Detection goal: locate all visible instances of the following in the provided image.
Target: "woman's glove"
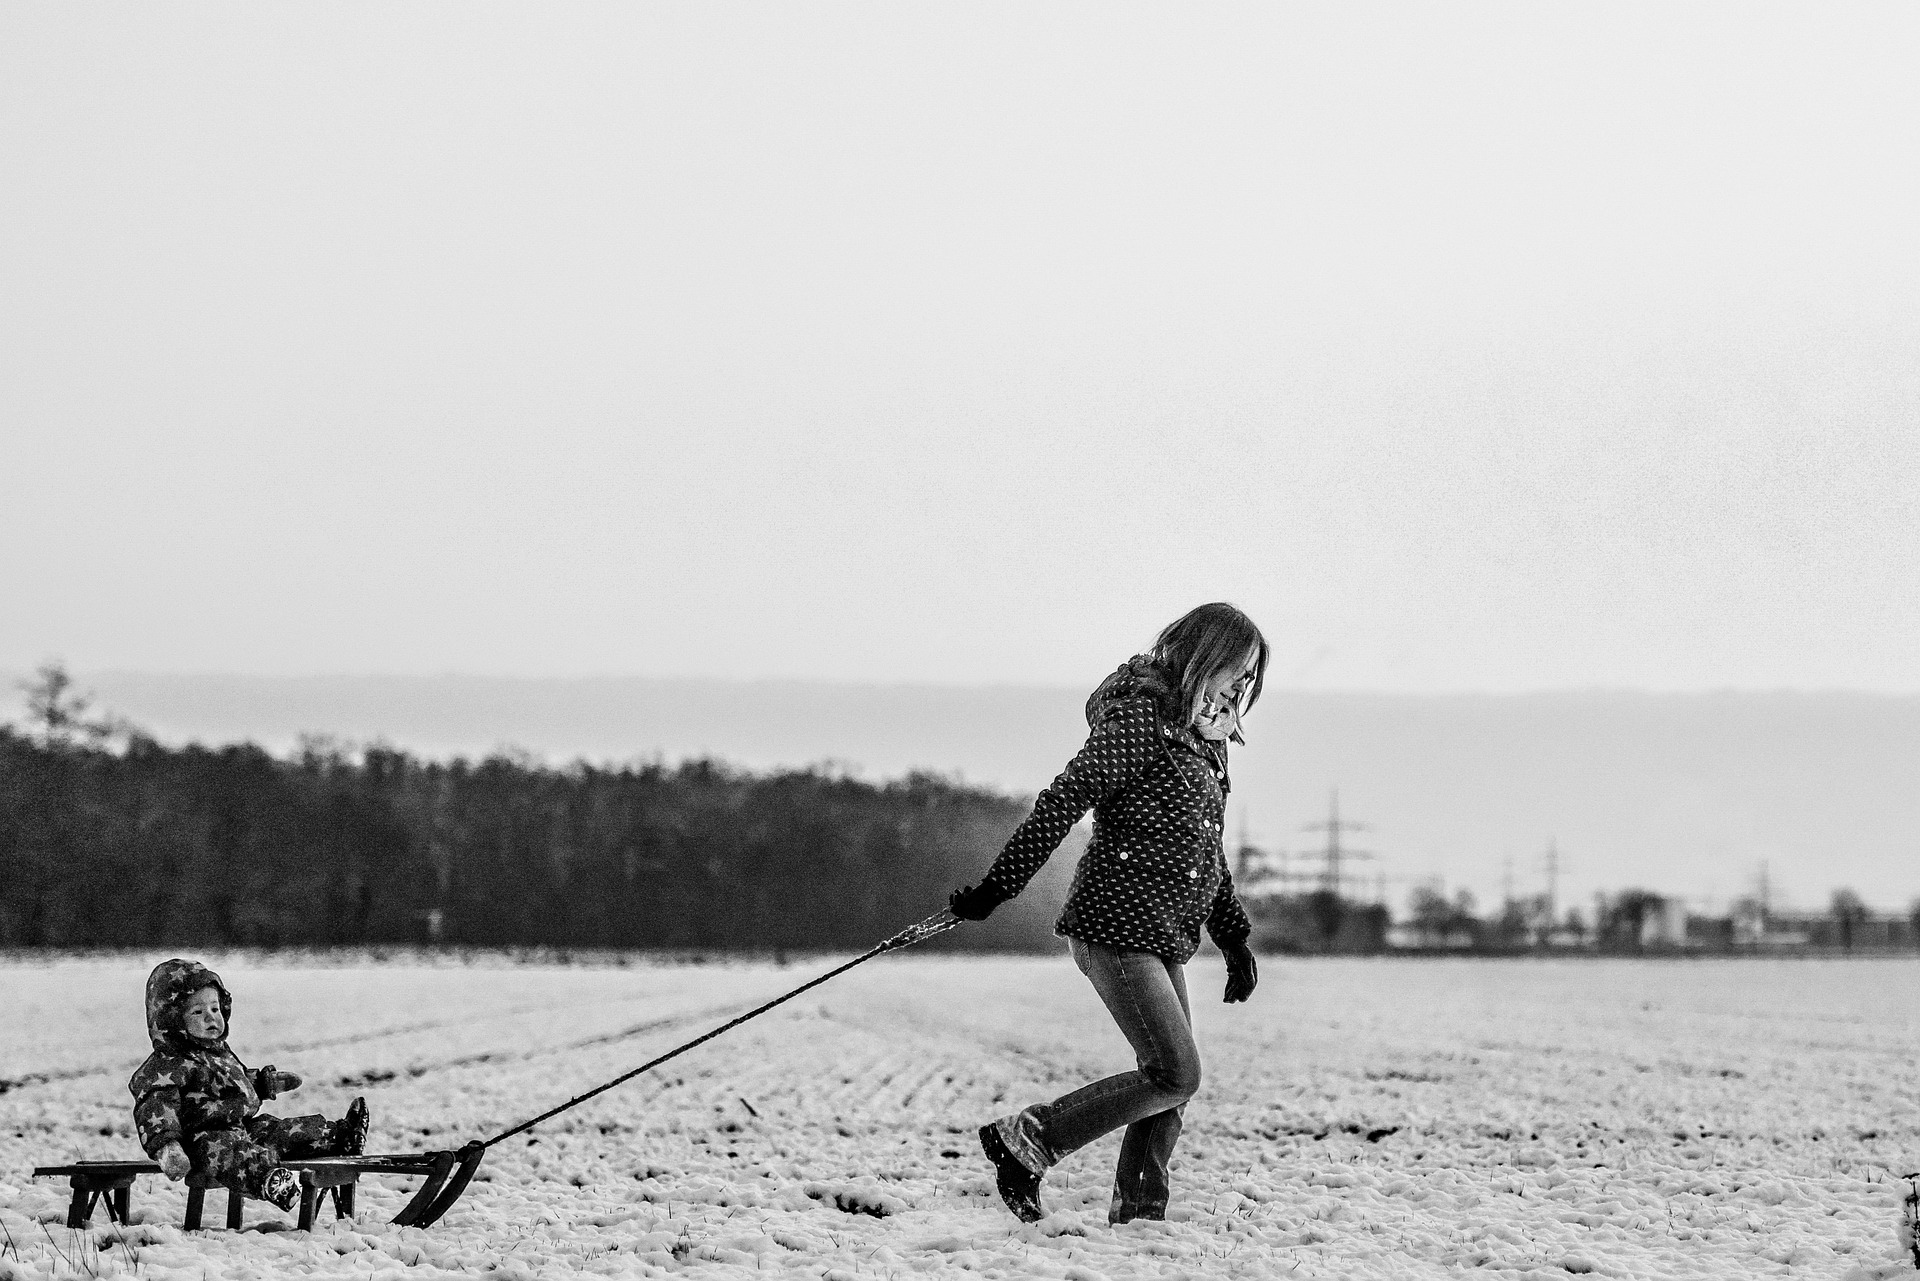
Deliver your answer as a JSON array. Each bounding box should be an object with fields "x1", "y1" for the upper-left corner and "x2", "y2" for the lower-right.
[
  {"x1": 159, "y1": 1141, "x2": 191, "y2": 1181},
  {"x1": 948, "y1": 883, "x2": 1007, "y2": 921},
  {"x1": 1221, "y1": 940, "x2": 1258, "y2": 1003}
]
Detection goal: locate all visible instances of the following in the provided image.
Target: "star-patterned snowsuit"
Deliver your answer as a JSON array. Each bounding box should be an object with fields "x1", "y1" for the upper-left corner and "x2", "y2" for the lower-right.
[{"x1": 128, "y1": 959, "x2": 339, "y2": 1199}]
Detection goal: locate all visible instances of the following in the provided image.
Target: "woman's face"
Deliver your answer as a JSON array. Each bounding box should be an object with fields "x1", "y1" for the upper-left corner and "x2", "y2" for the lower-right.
[{"x1": 1193, "y1": 648, "x2": 1259, "y2": 738}]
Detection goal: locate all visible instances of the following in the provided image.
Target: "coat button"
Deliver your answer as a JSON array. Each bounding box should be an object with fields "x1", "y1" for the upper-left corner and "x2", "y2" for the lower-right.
[
  {"x1": 1118, "y1": 851, "x2": 1129, "y2": 861},
  {"x1": 1188, "y1": 868, "x2": 1198, "y2": 879}
]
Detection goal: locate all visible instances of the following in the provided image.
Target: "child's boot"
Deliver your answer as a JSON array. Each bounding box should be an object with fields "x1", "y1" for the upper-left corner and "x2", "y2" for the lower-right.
[
  {"x1": 260, "y1": 1167, "x2": 301, "y2": 1212},
  {"x1": 333, "y1": 1097, "x2": 369, "y2": 1156}
]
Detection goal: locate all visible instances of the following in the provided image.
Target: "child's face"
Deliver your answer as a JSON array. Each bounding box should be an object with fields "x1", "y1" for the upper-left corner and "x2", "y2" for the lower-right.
[{"x1": 181, "y1": 986, "x2": 225, "y2": 1041}]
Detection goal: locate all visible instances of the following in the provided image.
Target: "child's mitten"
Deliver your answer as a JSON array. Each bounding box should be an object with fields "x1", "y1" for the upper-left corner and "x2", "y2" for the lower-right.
[
  {"x1": 159, "y1": 1142, "x2": 190, "y2": 1181},
  {"x1": 254, "y1": 1065, "x2": 303, "y2": 1098}
]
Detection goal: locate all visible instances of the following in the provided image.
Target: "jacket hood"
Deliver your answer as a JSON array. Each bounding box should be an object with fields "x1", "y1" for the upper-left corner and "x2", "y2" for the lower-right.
[
  {"x1": 144, "y1": 958, "x2": 232, "y2": 1053},
  {"x1": 1085, "y1": 654, "x2": 1179, "y2": 729}
]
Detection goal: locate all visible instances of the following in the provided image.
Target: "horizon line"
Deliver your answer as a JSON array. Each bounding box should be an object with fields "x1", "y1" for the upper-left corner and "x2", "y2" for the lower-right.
[{"x1": 7, "y1": 667, "x2": 1920, "y2": 700}]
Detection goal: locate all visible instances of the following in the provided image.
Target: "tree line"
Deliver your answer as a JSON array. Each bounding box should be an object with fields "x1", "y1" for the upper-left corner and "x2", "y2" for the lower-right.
[
  {"x1": 12, "y1": 665, "x2": 1901, "y2": 958},
  {"x1": 1, "y1": 666, "x2": 1063, "y2": 952}
]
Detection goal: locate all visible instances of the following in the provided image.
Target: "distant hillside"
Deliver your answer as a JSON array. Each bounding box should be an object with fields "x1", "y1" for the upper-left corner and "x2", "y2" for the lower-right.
[{"x1": 11, "y1": 673, "x2": 1919, "y2": 913}]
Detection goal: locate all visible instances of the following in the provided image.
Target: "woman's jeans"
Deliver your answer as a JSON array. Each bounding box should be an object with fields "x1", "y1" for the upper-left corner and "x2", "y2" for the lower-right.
[{"x1": 999, "y1": 938, "x2": 1199, "y2": 1220}]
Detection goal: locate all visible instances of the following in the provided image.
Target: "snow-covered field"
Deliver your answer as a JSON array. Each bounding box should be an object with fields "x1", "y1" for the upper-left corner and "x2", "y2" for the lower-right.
[{"x1": 2, "y1": 951, "x2": 1917, "y2": 1280}]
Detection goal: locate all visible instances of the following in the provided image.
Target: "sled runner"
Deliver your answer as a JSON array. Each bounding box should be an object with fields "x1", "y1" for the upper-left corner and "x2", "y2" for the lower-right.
[
  {"x1": 34, "y1": 1147, "x2": 484, "y2": 1230},
  {"x1": 36, "y1": 910, "x2": 957, "y2": 1232}
]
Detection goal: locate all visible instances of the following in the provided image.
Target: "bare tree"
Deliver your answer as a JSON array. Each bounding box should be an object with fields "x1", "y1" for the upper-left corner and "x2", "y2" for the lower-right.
[
  {"x1": 1830, "y1": 888, "x2": 1869, "y2": 952},
  {"x1": 1407, "y1": 882, "x2": 1478, "y2": 948},
  {"x1": 17, "y1": 660, "x2": 123, "y2": 748}
]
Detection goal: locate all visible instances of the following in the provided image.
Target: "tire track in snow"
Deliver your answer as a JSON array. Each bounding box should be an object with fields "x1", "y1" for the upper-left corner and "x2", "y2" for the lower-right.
[
  {"x1": 894, "y1": 1062, "x2": 948, "y2": 1111},
  {"x1": 0, "y1": 993, "x2": 707, "y2": 1097},
  {"x1": 821, "y1": 1052, "x2": 899, "y2": 1111},
  {"x1": 695, "y1": 1006, "x2": 1052, "y2": 1126},
  {"x1": 333, "y1": 1001, "x2": 756, "y2": 1088},
  {"x1": 0, "y1": 1064, "x2": 123, "y2": 1096},
  {"x1": 263, "y1": 999, "x2": 606, "y2": 1055}
]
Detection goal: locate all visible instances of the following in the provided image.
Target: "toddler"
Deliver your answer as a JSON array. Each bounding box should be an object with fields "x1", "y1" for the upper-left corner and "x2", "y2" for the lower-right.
[{"x1": 128, "y1": 959, "x2": 369, "y2": 1211}]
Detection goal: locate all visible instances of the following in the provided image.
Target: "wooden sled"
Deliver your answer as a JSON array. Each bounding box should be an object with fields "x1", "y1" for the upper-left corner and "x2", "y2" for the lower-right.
[
  {"x1": 35, "y1": 912, "x2": 957, "y2": 1236},
  {"x1": 34, "y1": 1143, "x2": 485, "y2": 1231}
]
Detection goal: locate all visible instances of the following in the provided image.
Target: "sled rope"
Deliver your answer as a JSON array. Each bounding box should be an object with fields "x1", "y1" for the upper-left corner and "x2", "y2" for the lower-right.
[{"x1": 480, "y1": 910, "x2": 961, "y2": 1149}]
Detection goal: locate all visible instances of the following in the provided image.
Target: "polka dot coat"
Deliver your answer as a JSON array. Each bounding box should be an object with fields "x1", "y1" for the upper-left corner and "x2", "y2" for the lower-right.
[{"x1": 977, "y1": 680, "x2": 1253, "y2": 964}]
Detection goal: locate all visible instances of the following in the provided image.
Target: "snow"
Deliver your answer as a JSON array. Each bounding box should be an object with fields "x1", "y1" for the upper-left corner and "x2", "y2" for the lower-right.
[{"x1": 2, "y1": 952, "x2": 1917, "y2": 1279}]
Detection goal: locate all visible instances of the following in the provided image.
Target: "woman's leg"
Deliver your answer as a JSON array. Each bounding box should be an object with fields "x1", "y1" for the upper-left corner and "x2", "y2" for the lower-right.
[
  {"x1": 1108, "y1": 954, "x2": 1192, "y2": 1221},
  {"x1": 996, "y1": 939, "x2": 1201, "y2": 1179}
]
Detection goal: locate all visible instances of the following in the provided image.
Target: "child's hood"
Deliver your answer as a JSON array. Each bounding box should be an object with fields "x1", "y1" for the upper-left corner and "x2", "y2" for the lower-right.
[{"x1": 144, "y1": 958, "x2": 232, "y2": 1053}]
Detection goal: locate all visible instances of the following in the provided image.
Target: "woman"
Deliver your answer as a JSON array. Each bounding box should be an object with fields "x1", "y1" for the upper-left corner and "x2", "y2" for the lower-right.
[{"x1": 948, "y1": 602, "x2": 1266, "y2": 1225}]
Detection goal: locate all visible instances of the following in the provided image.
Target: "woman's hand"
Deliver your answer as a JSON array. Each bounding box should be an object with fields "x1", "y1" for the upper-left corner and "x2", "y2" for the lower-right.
[
  {"x1": 1221, "y1": 940, "x2": 1258, "y2": 1003},
  {"x1": 272, "y1": 1070, "x2": 303, "y2": 1094},
  {"x1": 944, "y1": 887, "x2": 1006, "y2": 918},
  {"x1": 159, "y1": 1141, "x2": 191, "y2": 1181},
  {"x1": 948, "y1": 883, "x2": 1006, "y2": 921}
]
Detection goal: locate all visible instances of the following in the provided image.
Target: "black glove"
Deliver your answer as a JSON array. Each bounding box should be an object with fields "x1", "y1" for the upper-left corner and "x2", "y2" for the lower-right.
[
  {"x1": 948, "y1": 883, "x2": 1006, "y2": 921},
  {"x1": 1221, "y1": 939, "x2": 1257, "y2": 1003}
]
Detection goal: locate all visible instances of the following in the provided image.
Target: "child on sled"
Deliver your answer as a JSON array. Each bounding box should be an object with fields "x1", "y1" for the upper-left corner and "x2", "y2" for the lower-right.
[{"x1": 128, "y1": 959, "x2": 370, "y2": 1212}]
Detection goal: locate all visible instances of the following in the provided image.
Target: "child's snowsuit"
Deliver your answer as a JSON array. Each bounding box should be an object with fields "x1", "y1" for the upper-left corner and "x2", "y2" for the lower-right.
[{"x1": 127, "y1": 958, "x2": 338, "y2": 1199}]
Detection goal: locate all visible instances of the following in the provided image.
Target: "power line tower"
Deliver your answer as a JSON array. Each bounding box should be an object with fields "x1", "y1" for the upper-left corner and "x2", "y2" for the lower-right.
[
  {"x1": 1526, "y1": 838, "x2": 1565, "y2": 947},
  {"x1": 1233, "y1": 806, "x2": 1263, "y2": 885},
  {"x1": 1230, "y1": 807, "x2": 1294, "y2": 895},
  {"x1": 1543, "y1": 838, "x2": 1560, "y2": 926},
  {"x1": 1299, "y1": 788, "x2": 1374, "y2": 896}
]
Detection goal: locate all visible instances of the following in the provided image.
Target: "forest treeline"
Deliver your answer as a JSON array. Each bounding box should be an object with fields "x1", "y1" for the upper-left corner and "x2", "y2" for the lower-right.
[{"x1": 0, "y1": 706, "x2": 1065, "y2": 952}]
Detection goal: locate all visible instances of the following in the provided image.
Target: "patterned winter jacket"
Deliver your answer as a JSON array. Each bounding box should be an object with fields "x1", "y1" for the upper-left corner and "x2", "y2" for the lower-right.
[
  {"x1": 127, "y1": 959, "x2": 288, "y2": 1157},
  {"x1": 975, "y1": 656, "x2": 1254, "y2": 963}
]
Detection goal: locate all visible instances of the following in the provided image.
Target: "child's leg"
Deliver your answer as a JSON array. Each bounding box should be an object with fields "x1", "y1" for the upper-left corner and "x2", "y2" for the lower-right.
[
  {"x1": 246, "y1": 1113, "x2": 335, "y2": 1159},
  {"x1": 190, "y1": 1128, "x2": 282, "y2": 1199}
]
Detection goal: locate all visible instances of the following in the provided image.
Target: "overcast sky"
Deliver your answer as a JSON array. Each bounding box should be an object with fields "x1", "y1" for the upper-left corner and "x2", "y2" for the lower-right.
[{"x1": 4, "y1": 2, "x2": 1917, "y2": 693}]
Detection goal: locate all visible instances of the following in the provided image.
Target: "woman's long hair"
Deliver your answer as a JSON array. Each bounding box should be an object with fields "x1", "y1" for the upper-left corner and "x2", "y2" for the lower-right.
[{"x1": 1149, "y1": 602, "x2": 1269, "y2": 738}]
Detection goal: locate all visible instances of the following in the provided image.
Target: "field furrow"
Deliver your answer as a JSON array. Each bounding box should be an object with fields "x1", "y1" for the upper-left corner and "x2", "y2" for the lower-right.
[{"x1": 3, "y1": 953, "x2": 1916, "y2": 1280}]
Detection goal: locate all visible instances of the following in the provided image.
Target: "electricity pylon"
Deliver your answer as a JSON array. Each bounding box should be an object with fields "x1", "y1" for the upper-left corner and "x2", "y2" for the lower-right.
[{"x1": 1299, "y1": 788, "x2": 1374, "y2": 896}]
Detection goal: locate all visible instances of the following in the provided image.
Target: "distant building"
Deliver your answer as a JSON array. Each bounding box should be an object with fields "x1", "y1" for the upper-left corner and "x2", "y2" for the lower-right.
[
  {"x1": 1731, "y1": 900, "x2": 1810, "y2": 948},
  {"x1": 1639, "y1": 899, "x2": 1689, "y2": 948},
  {"x1": 1385, "y1": 922, "x2": 1475, "y2": 951}
]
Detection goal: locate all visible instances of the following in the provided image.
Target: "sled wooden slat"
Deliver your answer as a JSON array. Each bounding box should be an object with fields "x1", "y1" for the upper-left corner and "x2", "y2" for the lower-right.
[{"x1": 34, "y1": 1154, "x2": 454, "y2": 1231}]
